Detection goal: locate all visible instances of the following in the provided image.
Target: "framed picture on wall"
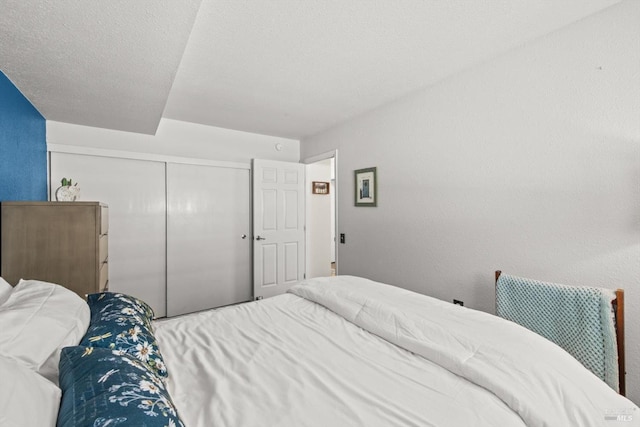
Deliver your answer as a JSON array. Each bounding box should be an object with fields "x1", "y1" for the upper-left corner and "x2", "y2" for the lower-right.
[
  {"x1": 312, "y1": 181, "x2": 330, "y2": 194},
  {"x1": 354, "y1": 167, "x2": 377, "y2": 207}
]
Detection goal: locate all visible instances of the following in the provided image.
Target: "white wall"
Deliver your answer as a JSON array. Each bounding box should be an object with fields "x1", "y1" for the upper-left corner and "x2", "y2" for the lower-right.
[
  {"x1": 47, "y1": 118, "x2": 299, "y2": 163},
  {"x1": 306, "y1": 158, "x2": 333, "y2": 278},
  {"x1": 301, "y1": 1, "x2": 640, "y2": 403}
]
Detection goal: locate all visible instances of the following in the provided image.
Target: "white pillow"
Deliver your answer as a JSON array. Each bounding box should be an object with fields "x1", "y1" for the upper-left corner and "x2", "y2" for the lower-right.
[
  {"x1": 0, "y1": 276, "x2": 12, "y2": 306},
  {"x1": 0, "y1": 354, "x2": 61, "y2": 427},
  {"x1": 0, "y1": 279, "x2": 90, "y2": 384}
]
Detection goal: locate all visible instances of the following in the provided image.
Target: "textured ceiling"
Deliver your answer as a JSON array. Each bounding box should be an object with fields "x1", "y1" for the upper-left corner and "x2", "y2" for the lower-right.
[
  {"x1": 1, "y1": 0, "x2": 620, "y2": 138},
  {"x1": 0, "y1": 0, "x2": 202, "y2": 134},
  {"x1": 163, "y1": 0, "x2": 620, "y2": 138}
]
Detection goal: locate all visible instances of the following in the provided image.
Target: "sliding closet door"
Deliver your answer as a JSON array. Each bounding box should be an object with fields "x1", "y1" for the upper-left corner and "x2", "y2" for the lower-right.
[
  {"x1": 50, "y1": 153, "x2": 167, "y2": 317},
  {"x1": 166, "y1": 163, "x2": 251, "y2": 316}
]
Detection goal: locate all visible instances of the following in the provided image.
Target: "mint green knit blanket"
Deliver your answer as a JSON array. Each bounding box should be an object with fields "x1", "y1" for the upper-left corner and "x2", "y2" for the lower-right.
[{"x1": 496, "y1": 273, "x2": 619, "y2": 392}]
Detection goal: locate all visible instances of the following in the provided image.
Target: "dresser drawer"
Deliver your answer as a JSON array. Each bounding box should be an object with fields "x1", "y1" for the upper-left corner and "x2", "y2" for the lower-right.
[
  {"x1": 100, "y1": 206, "x2": 109, "y2": 235},
  {"x1": 99, "y1": 260, "x2": 109, "y2": 292},
  {"x1": 99, "y1": 234, "x2": 108, "y2": 263}
]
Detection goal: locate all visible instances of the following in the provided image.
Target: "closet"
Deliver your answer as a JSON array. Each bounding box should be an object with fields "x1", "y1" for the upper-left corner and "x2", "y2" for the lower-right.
[
  {"x1": 49, "y1": 151, "x2": 252, "y2": 317},
  {"x1": 166, "y1": 163, "x2": 251, "y2": 316}
]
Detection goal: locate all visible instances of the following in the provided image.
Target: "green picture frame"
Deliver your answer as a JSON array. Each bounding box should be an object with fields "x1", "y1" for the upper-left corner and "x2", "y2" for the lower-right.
[{"x1": 354, "y1": 167, "x2": 377, "y2": 207}]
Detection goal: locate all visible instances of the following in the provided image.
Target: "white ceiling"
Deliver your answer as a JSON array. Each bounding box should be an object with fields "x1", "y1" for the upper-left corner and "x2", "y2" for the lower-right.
[
  {"x1": 0, "y1": 0, "x2": 202, "y2": 134},
  {"x1": 0, "y1": 0, "x2": 620, "y2": 139}
]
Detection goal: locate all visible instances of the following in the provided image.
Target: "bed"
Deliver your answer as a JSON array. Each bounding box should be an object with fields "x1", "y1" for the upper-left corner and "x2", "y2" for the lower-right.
[{"x1": 1, "y1": 274, "x2": 638, "y2": 427}]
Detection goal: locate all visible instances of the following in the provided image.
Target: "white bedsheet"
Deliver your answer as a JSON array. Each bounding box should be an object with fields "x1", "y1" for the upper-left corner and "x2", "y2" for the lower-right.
[{"x1": 155, "y1": 276, "x2": 638, "y2": 427}]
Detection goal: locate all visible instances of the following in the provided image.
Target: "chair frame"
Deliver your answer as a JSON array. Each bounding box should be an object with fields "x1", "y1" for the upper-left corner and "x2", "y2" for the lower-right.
[{"x1": 495, "y1": 270, "x2": 625, "y2": 396}]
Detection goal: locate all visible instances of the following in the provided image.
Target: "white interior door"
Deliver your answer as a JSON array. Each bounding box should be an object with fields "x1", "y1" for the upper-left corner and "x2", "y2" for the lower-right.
[
  {"x1": 253, "y1": 159, "x2": 305, "y2": 299},
  {"x1": 167, "y1": 163, "x2": 251, "y2": 316}
]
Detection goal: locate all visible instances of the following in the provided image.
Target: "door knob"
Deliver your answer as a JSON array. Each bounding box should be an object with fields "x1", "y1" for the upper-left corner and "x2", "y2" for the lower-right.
[
  {"x1": 241, "y1": 234, "x2": 247, "y2": 239},
  {"x1": 256, "y1": 236, "x2": 266, "y2": 241}
]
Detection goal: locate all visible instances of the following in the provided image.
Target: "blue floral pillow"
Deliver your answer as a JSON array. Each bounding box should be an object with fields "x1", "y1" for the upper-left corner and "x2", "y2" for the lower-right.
[
  {"x1": 81, "y1": 292, "x2": 168, "y2": 378},
  {"x1": 87, "y1": 292, "x2": 155, "y2": 327},
  {"x1": 57, "y1": 346, "x2": 184, "y2": 427}
]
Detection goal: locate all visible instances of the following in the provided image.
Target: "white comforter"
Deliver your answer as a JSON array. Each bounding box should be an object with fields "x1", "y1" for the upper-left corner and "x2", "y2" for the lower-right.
[{"x1": 154, "y1": 276, "x2": 638, "y2": 427}]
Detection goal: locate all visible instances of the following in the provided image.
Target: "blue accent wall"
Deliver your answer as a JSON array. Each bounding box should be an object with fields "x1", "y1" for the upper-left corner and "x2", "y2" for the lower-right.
[{"x1": 0, "y1": 71, "x2": 47, "y2": 201}]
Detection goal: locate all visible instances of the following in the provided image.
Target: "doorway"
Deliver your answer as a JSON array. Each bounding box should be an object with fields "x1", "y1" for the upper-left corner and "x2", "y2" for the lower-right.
[{"x1": 304, "y1": 151, "x2": 338, "y2": 279}]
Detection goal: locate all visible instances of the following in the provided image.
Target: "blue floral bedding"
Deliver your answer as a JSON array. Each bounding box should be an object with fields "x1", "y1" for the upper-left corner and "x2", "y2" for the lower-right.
[
  {"x1": 80, "y1": 292, "x2": 168, "y2": 378},
  {"x1": 57, "y1": 346, "x2": 184, "y2": 427}
]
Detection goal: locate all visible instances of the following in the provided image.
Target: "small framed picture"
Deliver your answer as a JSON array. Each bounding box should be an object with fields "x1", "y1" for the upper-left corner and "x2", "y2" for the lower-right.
[
  {"x1": 354, "y1": 167, "x2": 377, "y2": 207},
  {"x1": 312, "y1": 181, "x2": 330, "y2": 194}
]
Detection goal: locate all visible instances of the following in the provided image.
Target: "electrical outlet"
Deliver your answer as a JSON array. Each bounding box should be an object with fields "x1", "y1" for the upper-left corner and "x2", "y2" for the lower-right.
[{"x1": 453, "y1": 299, "x2": 464, "y2": 306}]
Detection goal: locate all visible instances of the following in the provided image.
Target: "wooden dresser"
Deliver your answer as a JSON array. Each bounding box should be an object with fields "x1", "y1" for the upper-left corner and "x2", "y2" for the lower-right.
[{"x1": 0, "y1": 201, "x2": 108, "y2": 298}]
